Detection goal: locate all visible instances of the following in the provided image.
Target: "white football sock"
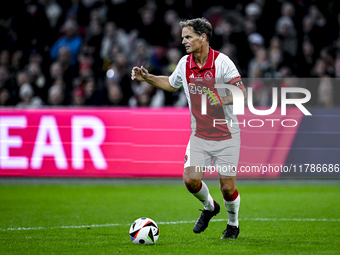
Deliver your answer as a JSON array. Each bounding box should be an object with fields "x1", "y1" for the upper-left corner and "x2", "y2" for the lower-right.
[
  {"x1": 191, "y1": 181, "x2": 215, "y2": 211},
  {"x1": 224, "y1": 192, "x2": 240, "y2": 227}
]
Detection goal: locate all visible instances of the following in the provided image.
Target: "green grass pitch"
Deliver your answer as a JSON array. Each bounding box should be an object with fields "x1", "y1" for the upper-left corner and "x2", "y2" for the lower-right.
[{"x1": 0, "y1": 179, "x2": 339, "y2": 254}]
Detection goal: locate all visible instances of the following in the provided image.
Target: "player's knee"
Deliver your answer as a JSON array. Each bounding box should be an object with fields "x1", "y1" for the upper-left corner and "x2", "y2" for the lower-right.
[
  {"x1": 220, "y1": 182, "x2": 236, "y2": 199},
  {"x1": 183, "y1": 176, "x2": 201, "y2": 193}
]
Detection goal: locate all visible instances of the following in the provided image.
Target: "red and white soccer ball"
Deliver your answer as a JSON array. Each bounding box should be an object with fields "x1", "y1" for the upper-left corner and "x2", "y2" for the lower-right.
[{"x1": 129, "y1": 217, "x2": 159, "y2": 245}]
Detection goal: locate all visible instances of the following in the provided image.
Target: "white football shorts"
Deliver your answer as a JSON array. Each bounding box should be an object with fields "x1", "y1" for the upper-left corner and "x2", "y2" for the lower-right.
[{"x1": 184, "y1": 132, "x2": 240, "y2": 177}]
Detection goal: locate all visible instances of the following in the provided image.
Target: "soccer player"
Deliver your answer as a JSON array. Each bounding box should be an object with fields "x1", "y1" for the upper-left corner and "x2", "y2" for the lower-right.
[{"x1": 131, "y1": 18, "x2": 247, "y2": 239}]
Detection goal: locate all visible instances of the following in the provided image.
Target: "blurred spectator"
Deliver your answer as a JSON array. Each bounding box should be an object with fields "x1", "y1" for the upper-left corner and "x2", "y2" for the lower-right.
[
  {"x1": 71, "y1": 87, "x2": 86, "y2": 106},
  {"x1": 0, "y1": 66, "x2": 10, "y2": 89},
  {"x1": 0, "y1": 65, "x2": 17, "y2": 106},
  {"x1": 26, "y1": 61, "x2": 47, "y2": 102},
  {"x1": 248, "y1": 33, "x2": 265, "y2": 54},
  {"x1": 281, "y1": 1, "x2": 295, "y2": 20},
  {"x1": 296, "y1": 39, "x2": 316, "y2": 77},
  {"x1": 90, "y1": 0, "x2": 109, "y2": 23},
  {"x1": 163, "y1": 47, "x2": 186, "y2": 106},
  {"x1": 248, "y1": 47, "x2": 269, "y2": 78},
  {"x1": 39, "y1": 0, "x2": 63, "y2": 37},
  {"x1": 308, "y1": 5, "x2": 327, "y2": 32},
  {"x1": 164, "y1": 9, "x2": 180, "y2": 30},
  {"x1": 244, "y1": 18, "x2": 257, "y2": 37},
  {"x1": 129, "y1": 39, "x2": 153, "y2": 72},
  {"x1": 107, "y1": 84, "x2": 124, "y2": 106},
  {"x1": 275, "y1": 16, "x2": 298, "y2": 59},
  {"x1": 104, "y1": 61, "x2": 132, "y2": 106},
  {"x1": 47, "y1": 84, "x2": 65, "y2": 106},
  {"x1": 268, "y1": 36, "x2": 282, "y2": 54},
  {"x1": 0, "y1": 87, "x2": 11, "y2": 106},
  {"x1": 64, "y1": 0, "x2": 90, "y2": 31},
  {"x1": 138, "y1": 92, "x2": 152, "y2": 106},
  {"x1": 100, "y1": 21, "x2": 130, "y2": 60},
  {"x1": 76, "y1": 59, "x2": 94, "y2": 85},
  {"x1": 302, "y1": 15, "x2": 323, "y2": 54},
  {"x1": 164, "y1": 48, "x2": 182, "y2": 75},
  {"x1": 0, "y1": 50, "x2": 11, "y2": 69},
  {"x1": 83, "y1": 9, "x2": 104, "y2": 63},
  {"x1": 247, "y1": 69, "x2": 268, "y2": 107},
  {"x1": 309, "y1": 58, "x2": 330, "y2": 106},
  {"x1": 244, "y1": 2, "x2": 262, "y2": 23},
  {"x1": 55, "y1": 46, "x2": 78, "y2": 95},
  {"x1": 265, "y1": 48, "x2": 284, "y2": 78},
  {"x1": 320, "y1": 46, "x2": 336, "y2": 77},
  {"x1": 167, "y1": 23, "x2": 184, "y2": 53},
  {"x1": 318, "y1": 77, "x2": 333, "y2": 107},
  {"x1": 112, "y1": 54, "x2": 134, "y2": 105},
  {"x1": 336, "y1": 38, "x2": 340, "y2": 79},
  {"x1": 12, "y1": 71, "x2": 30, "y2": 102},
  {"x1": 28, "y1": 50, "x2": 44, "y2": 68},
  {"x1": 10, "y1": 50, "x2": 24, "y2": 75},
  {"x1": 17, "y1": 83, "x2": 43, "y2": 108},
  {"x1": 312, "y1": 58, "x2": 328, "y2": 78},
  {"x1": 48, "y1": 61, "x2": 66, "y2": 97},
  {"x1": 49, "y1": 61, "x2": 64, "y2": 81},
  {"x1": 82, "y1": 0, "x2": 98, "y2": 8},
  {"x1": 84, "y1": 76, "x2": 105, "y2": 105},
  {"x1": 279, "y1": 66, "x2": 294, "y2": 79},
  {"x1": 50, "y1": 19, "x2": 83, "y2": 66},
  {"x1": 129, "y1": 81, "x2": 157, "y2": 107}
]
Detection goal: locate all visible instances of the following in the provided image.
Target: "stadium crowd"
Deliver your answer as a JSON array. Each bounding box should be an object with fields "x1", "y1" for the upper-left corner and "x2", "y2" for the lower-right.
[{"x1": 0, "y1": 0, "x2": 339, "y2": 108}]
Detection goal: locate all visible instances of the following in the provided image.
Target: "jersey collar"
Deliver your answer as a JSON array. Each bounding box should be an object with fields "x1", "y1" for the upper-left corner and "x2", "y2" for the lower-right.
[{"x1": 188, "y1": 47, "x2": 215, "y2": 70}]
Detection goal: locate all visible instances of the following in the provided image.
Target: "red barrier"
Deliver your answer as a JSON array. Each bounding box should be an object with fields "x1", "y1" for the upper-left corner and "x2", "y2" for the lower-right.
[{"x1": 0, "y1": 107, "x2": 302, "y2": 178}]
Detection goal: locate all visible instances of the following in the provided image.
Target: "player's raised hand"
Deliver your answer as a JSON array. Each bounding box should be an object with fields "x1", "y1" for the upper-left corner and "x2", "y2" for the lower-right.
[{"x1": 131, "y1": 66, "x2": 150, "y2": 81}]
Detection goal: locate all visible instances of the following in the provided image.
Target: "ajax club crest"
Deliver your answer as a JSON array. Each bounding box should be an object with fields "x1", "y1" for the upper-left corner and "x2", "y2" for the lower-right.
[{"x1": 204, "y1": 71, "x2": 213, "y2": 81}]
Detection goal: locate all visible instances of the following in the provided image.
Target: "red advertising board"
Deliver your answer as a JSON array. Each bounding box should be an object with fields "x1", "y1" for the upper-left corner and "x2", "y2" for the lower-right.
[{"x1": 0, "y1": 107, "x2": 303, "y2": 178}]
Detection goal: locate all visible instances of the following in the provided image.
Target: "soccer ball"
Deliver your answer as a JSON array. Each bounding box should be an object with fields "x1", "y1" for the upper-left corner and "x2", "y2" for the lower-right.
[{"x1": 129, "y1": 217, "x2": 159, "y2": 245}]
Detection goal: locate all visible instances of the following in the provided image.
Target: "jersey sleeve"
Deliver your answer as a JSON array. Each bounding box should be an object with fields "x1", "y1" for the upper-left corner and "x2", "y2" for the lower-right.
[
  {"x1": 169, "y1": 56, "x2": 187, "y2": 89},
  {"x1": 222, "y1": 56, "x2": 244, "y2": 89},
  {"x1": 222, "y1": 56, "x2": 240, "y2": 83}
]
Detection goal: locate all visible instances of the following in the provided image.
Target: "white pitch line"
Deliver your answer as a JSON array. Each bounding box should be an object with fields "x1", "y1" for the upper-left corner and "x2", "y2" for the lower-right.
[{"x1": 1, "y1": 218, "x2": 339, "y2": 231}]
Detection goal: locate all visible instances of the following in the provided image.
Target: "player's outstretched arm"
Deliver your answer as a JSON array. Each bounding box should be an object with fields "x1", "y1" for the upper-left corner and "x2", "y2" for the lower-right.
[{"x1": 131, "y1": 66, "x2": 178, "y2": 92}]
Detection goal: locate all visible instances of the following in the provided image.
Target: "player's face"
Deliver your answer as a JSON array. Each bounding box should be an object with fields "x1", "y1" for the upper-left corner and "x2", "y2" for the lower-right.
[{"x1": 182, "y1": 26, "x2": 203, "y2": 54}]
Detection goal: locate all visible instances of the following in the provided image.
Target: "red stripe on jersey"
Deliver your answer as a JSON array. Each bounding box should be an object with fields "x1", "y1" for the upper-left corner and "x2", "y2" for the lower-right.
[{"x1": 186, "y1": 47, "x2": 232, "y2": 141}]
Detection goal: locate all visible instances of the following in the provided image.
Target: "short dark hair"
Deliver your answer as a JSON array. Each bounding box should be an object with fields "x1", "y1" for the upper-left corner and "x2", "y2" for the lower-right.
[{"x1": 179, "y1": 17, "x2": 213, "y2": 42}]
